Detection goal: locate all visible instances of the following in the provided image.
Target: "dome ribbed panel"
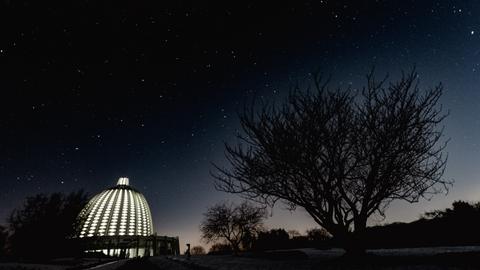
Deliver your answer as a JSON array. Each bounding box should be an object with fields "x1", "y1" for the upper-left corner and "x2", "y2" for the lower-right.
[{"x1": 78, "y1": 182, "x2": 154, "y2": 238}]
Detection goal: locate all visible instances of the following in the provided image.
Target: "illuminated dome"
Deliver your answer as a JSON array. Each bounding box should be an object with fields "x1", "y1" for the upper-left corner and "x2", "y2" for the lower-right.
[{"x1": 77, "y1": 177, "x2": 153, "y2": 238}]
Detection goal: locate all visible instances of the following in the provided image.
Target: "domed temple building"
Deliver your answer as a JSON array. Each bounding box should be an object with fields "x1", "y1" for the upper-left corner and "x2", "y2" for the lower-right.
[{"x1": 75, "y1": 177, "x2": 180, "y2": 258}]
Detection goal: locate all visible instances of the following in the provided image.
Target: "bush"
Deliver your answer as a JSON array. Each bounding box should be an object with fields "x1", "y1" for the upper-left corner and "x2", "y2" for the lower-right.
[
  {"x1": 208, "y1": 243, "x2": 233, "y2": 255},
  {"x1": 191, "y1": 246, "x2": 206, "y2": 255}
]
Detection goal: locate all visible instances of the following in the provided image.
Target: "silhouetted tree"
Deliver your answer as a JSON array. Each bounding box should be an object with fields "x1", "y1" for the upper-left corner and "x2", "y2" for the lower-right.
[
  {"x1": 287, "y1": 230, "x2": 301, "y2": 239},
  {"x1": 200, "y1": 201, "x2": 266, "y2": 254},
  {"x1": 8, "y1": 191, "x2": 88, "y2": 261},
  {"x1": 214, "y1": 69, "x2": 450, "y2": 255},
  {"x1": 253, "y1": 228, "x2": 331, "y2": 250},
  {"x1": 307, "y1": 228, "x2": 332, "y2": 248},
  {"x1": 424, "y1": 200, "x2": 478, "y2": 219},
  {"x1": 253, "y1": 228, "x2": 290, "y2": 250},
  {"x1": 191, "y1": 245, "x2": 206, "y2": 255},
  {"x1": 307, "y1": 228, "x2": 331, "y2": 241},
  {"x1": 208, "y1": 243, "x2": 232, "y2": 255},
  {"x1": 240, "y1": 229, "x2": 256, "y2": 251}
]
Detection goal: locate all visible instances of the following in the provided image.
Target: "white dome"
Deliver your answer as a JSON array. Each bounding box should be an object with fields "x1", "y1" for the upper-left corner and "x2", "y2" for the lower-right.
[{"x1": 77, "y1": 177, "x2": 154, "y2": 238}]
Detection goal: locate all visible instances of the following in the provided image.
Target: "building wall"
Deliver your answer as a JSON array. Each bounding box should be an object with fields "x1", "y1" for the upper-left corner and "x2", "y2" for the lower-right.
[{"x1": 79, "y1": 235, "x2": 180, "y2": 258}]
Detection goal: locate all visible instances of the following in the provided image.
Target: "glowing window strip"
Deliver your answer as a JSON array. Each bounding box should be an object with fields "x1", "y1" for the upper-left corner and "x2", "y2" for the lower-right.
[
  {"x1": 96, "y1": 190, "x2": 115, "y2": 236},
  {"x1": 102, "y1": 189, "x2": 117, "y2": 231},
  {"x1": 134, "y1": 191, "x2": 144, "y2": 235},
  {"x1": 108, "y1": 189, "x2": 122, "y2": 234},
  {"x1": 83, "y1": 190, "x2": 110, "y2": 233},
  {"x1": 120, "y1": 190, "x2": 130, "y2": 231},
  {"x1": 107, "y1": 189, "x2": 119, "y2": 233},
  {"x1": 80, "y1": 193, "x2": 102, "y2": 227},
  {"x1": 128, "y1": 190, "x2": 135, "y2": 235},
  {"x1": 139, "y1": 195, "x2": 152, "y2": 235},
  {"x1": 117, "y1": 177, "x2": 129, "y2": 185}
]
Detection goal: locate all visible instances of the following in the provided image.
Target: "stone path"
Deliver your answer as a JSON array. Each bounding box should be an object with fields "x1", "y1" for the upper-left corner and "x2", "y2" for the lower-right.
[{"x1": 86, "y1": 259, "x2": 129, "y2": 270}]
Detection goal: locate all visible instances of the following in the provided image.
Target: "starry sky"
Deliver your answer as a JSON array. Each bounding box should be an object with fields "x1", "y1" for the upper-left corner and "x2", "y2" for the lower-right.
[{"x1": 1, "y1": 1, "x2": 480, "y2": 250}]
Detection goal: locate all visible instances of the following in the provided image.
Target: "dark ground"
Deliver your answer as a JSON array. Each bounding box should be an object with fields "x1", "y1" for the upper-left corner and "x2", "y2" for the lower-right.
[
  {"x1": 114, "y1": 251, "x2": 480, "y2": 270},
  {"x1": 2, "y1": 248, "x2": 480, "y2": 270}
]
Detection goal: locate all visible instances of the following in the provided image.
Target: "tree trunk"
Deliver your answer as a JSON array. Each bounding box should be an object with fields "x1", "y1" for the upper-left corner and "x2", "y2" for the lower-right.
[
  {"x1": 232, "y1": 245, "x2": 240, "y2": 255},
  {"x1": 334, "y1": 217, "x2": 368, "y2": 257},
  {"x1": 229, "y1": 240, "x2": 240, "y2": 256},
  {"x1": 344, "y1": 217, "x2": 368, "y2": 257}
]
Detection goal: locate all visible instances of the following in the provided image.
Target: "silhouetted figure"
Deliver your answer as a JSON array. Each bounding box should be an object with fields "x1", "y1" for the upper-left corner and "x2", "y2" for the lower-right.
[{"x1": 185, "y1": 243, "x2": 191, "y2": 259}]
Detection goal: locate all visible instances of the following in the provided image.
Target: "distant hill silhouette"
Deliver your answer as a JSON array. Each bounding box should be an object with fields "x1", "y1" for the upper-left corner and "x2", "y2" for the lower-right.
[
  {"x1": 363, "y1": 200, "x2": 480, "y2": 248},
  {"x1": 249, "y1": 201, "x2": 480, "y2": 252}
]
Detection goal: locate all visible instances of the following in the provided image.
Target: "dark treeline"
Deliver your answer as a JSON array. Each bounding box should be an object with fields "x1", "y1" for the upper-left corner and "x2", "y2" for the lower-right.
[
  {"x1": 363, "y1": 200, "x2": 480, "y2": 249},
  {"x1": 252, "y1": 228, "x2": 332, "y2": 251},
  {"x1": 207, "y1": 228, "x2": 333, "y2": 254},
  {"x1": 2, "y1": 193, "x2": 480, "y2": 261},
  {"x1": 0, "y1": 191, "x2": 88, "y2": 262},
  {"x1": 211, "y1": 200, "x2": 480, "y2": 254}
]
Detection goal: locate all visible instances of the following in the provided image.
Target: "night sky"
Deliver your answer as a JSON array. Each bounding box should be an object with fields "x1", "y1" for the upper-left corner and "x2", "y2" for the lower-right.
[{"x1": 1, "y1": 1, "x2": 480, "y2": 250}]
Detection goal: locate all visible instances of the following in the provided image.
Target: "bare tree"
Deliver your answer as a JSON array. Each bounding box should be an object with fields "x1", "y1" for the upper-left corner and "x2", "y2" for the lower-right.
[
  {"x1": 191, "y1": 245, "x2": 206, "y2": 255},
  {"x1": 208, "y1": 243, "x2": 232, "y2": 255},
  {"x1": 8, "y1": 191, "x2": 88, "y2": 260},
  {"x1": 306, "y1": 228, "x2": 332, "y2": 242},
  {"x1": 200, "y1": 201, "x2": 266, "y2": 254},
  {"x1": 287, "y1": 229, "x2": 301, "y2": 239},
  {"x1": 213, "y1": 68, "x2": 450, "y2": 255}
]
